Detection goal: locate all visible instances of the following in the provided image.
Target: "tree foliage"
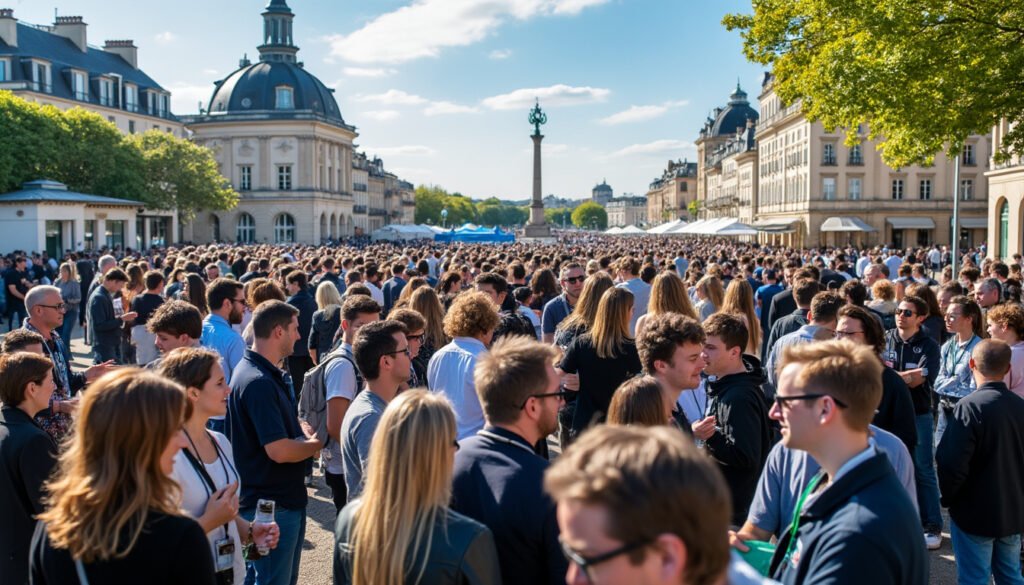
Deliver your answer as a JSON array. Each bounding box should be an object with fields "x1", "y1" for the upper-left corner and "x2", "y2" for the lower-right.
[
  {"x1": 0, "y1": 91, "x2": 235, "y2": 217},
  {"x1": 723, "y1": 1, "x2": 1024, "y2": 167},
  {"x1": 476, "y1": 197, "x2": 528, "y2": 227},
  {"x1": 414, "y1": 185, "x2": 477, "y2": 226},
  {"x1": 545, "y1": 206, "x2": 574, "y2": 227},
  {"x1": 687, "y1": 199, "x2": 701, "y2": 220},
  {"x1": 572, "y1": 201, "x2": 608, "y2": 230}
]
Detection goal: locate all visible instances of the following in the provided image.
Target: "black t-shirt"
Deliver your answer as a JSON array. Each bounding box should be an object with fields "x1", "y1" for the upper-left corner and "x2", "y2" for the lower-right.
[
  {"x1": 560, "y1": 334, "x2": 642, "y2": 433},
  {"x1": 4, "y1": 268, "x2": 30, "y2": 307},
  {"x1": 130, "y1": 293, "x2": 165, "y2": 327},
  {"x1": 30, "y1": 511, "x2": 216, "y2": 585}
]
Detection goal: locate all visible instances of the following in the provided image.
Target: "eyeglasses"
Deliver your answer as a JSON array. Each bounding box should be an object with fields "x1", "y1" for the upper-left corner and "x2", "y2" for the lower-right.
[
  {"x1": 563, "y1": 275, "x2": 585, "y2": 284},
  {"x1": 897, "y1": 309, "x2": 917, "y2": 318},
  {"x1": 559, "y1": 536, "x2": 651, "y2": 580},
  {"x1": 519, "y1": 390, "x2": 571, "y2": 409},
  {"x1": 407, "y1": 334, "x2": 424, "y2": 342},
  {"x1": 833, "y1": 329, "x2": 862, "y2": 339},
  {"x1": 382, "y1": 347, "x2": 411, "y2": 358},
  {"x1": 774, "y1": 393, "x2": 848, "y2": 409},
  {"x1": 37, "y1": 303, "x2": 67, "y2": 312},
  {"x1": 232, "y1": 298, "x2": 248, "y2": 307},
  {"x1": 944, "y1": 313, "x2": 963, "y2": 321}
]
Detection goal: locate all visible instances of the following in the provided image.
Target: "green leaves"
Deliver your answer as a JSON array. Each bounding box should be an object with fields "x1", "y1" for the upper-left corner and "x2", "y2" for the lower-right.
[
  {"x1": 724, "y1": 0, "x2": 1024, "y2": 167},
  {"x1": 571, "y1": 201, "x2": 608, "y2": 230}
]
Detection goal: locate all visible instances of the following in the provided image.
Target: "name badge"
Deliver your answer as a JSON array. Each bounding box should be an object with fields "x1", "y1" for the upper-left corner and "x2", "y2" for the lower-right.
[{"x1": 215, "y1": 537, "x2": 235, "y2": 572}]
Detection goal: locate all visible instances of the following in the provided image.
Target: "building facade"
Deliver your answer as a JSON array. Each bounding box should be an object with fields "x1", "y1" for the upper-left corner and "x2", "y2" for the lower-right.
[
  {"x1": 753, "y1": 73, "x2": 989, "y2": 248},
  {"x1": 696, "y1": 84, "x2": 759, "y2": 221},
  {"x1": 592, "y1": 180, "x2": 613, "y2": 206},
  {"x1": 646, "y1": 159, "x2": 697, "y2": 224},
  {"x1": 606, "y1": 196, "x2": 648, "y2": 228},
  {"x1": 987, "y1": 118, "x2": 1024, "y2": 259}
]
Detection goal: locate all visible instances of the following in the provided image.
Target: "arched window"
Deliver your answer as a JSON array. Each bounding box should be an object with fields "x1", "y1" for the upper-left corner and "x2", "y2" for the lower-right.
[
  {"x1": 275, "y1": 213, "x2": 296, "y2": 244},
  {"x1": 319, "y1": 213, "x2": 327, "y2": 242},
  {"x1": 236, "y1": 212, "x2": 255, "y2": 244},
  {"x1": 210, "y1": 214, "x2": 221, "y2": 242},
  {"x1": 1000, "y1": 200, "x2": 1009, "y2": 259},
  {"x1": 276, "y1": 86, "x2": 293, "y2": 110}
]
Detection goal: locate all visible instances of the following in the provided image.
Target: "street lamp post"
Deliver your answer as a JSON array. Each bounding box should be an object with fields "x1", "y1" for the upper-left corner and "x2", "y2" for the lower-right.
[{"x1": 441, "y1": 207, "x2": 449, "y2": 229}]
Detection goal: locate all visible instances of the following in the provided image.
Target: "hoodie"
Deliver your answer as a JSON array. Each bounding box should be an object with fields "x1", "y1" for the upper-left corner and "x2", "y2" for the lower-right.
[{"x1": 705, "y1": 354, "x2": 775, "y2": 526}]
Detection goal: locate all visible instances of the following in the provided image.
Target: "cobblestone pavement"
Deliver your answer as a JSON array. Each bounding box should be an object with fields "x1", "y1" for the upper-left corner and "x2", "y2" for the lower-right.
[{"x1": 14, "y1": 324, "x2": 959, "y2": 585}]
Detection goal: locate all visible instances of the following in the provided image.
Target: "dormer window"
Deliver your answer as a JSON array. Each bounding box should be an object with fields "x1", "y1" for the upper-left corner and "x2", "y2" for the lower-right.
[
  {"x1": 0, "y1": 59, "x2": 9, "y2": 82},
  {"x1": 276, "y1": 86, "x2": 293, "y2": 109},
  {"x1": 31, "y1": 61, "x2": 52, "y2": 93},
  {"x1": 72, "y1": 71, "x2": 88, "y2": 101},
  {"x1": 98, "y1": 77, "x2": 114, "y2": 107},
  {"x1": 124, "y1": 84, "x2": 138, "y2": 112}
]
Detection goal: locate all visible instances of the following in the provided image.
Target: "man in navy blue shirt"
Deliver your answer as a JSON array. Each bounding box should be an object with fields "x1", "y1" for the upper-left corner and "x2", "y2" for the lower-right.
[
  {"x1": 755, "y1": 269, "x2": 783, "y2": 320},
  {"x1": 381, "y1": 261, "x2": 407, "y2": 317},
  {"x1": 450, "y1": 335, "x2": 568, "y2": 585},
  {"x1": 541, "y1": 262, "x2": 585, "y2": 344},
  {"x1": 228, "y1": 300, "x2": 321, "y2": 585}
]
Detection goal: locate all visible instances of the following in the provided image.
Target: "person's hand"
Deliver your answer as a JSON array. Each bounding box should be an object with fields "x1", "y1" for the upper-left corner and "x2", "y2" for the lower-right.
[
  {"x1": 561, "y1": 372, "x2": 580, "y2": 392},
  {"x1": 120, "y1": 311, "x2": 138, "y2": 322},
  {"x1": 56, "y1": 396, "x2": 81, "y2": 415},
  {"x1": 691, "y1": 416, "x2": 716, "y2": 440},
  {"x1": 203, "y1": 482, "x2": 239, "y2": 528},
  {"x1": 252, "y1": 520, "x2": 281, "y2": 550},
  {"x1": 299, "y1": 420, "x2": 316, "y2": 439},
  {"x1": 728, "y1": 530, "x2": 751, "y2": 552},
  {"x1": 84, "y1": 360, "x2": 117, "y2": 382}
]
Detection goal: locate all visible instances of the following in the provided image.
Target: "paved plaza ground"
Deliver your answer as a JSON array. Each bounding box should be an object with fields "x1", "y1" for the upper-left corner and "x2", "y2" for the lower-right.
[{"x1": 5, "y1": 322, "x2": 960, "y2": 584}]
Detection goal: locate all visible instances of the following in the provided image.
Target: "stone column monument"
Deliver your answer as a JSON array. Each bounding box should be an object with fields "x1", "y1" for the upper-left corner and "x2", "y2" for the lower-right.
[{"x1": 524, "y1": 100, "x2": 553, "y2": 239}]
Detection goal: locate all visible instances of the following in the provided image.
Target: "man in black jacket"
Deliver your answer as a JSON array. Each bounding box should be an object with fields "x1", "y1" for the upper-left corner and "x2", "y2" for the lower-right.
[
  {"x1": 450, "y1": 335, "x2": 567, "y2": 585},
  {"x1": 285, "y1": 270, "x2": 318, "y2": 393},
  {"x1": 699, "y1": 313, "x2": 773, "y2": 526},
  {"x1": 87, "y1": 269, "x2": 136, "y2": 364},
  {"x1": 936, "y1": 339, "x2": 1024, "y2": 585},
  {"x1": 764, "y1": 277, "x2": 820, "y2": 359}
]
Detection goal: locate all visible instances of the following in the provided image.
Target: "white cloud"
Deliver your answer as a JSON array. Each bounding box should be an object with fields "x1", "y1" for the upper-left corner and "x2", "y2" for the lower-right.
[
  {"x1": 202, "y1": 68, "x2": 220, "y2": 76},
  {"x1": 598, "y1": 100, "x2": 689, "y2": 125},
  {"x1": 351, "y1": 89, "x2": 427, "y2": 105},
  {"x1": 343, "y1": 67, "x2": 398, "y2": 78},
  {"x1": 362, "y1": 110, "x2": 401, "y2": 121},
  {"x1": 423, "y1": 101, "x2": 479, "y2": 116},
  {"x1": 166, "y1": 83, "x2": 215, "y2": 115},
  {"x1": 154, "y1": 31, "x2": 177, "y2": 44},
  {"x1": 364, "y1": 145, "x2": 437, "y2": 157},
  {"x1": 489, "y1": 48, "x2": 513, "y2": 60},
  {"x1": 326, "y1": 0, "x2": 611, "y2": 64},
  {"x1": 482, "y1": 84, "x2": 610, "y2": 110},
  {"x1": 607, "y1": 139, "x2": 695, "y2": 158}
]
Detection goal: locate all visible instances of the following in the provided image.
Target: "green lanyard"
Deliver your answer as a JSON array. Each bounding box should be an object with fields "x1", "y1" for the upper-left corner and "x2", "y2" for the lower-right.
[{"x1": 784, "y1": 469, "x2": 826, "y2": 562}]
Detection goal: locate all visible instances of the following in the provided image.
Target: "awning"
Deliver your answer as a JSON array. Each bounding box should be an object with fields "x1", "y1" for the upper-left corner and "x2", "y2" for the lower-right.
[
  {"x1": 958, "y1": 217, "x2": 988, "y2": 229},
  {"x1": 820, "y1": 216, "x2": 876, "y2": 232},
  {"x1": 647, "y1": 218, "x2": 686, "y2": 234},
  {"x1": 887, "y1": 217, "x2": 936, "y2": 230},
  {"x1": 753, "y1": 216, "x2": 801, "y2": 233}
]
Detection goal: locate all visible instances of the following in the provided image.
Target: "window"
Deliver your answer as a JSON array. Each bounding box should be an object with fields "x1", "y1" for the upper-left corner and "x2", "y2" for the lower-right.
[
  {"x1": 32, "y1": 62, "x2": 51, "y2": 92},
  {"x1": 210, "y1": 214, "x2": 221, "y2": 242},
  {"x1": 276, "y1": 86, "x2": 294, "y2": 109},
  {"x1": 236, "y1": 213, "x2": 255, "y2": 243},
  {"x1": 128, "y1": 120, "x2": 135, "y2": 134},
  {"x1": 848, "y1": 144, "x2": 863, "y2": 165},
  {"x1": 72, "y1": 71, "x2": 88, "y2": 101},
  {"x1": 239, "y1": 166, "x2": 252, "y2": 191},
  {"x1": 147, "y1": 91, "x2": 156, "y2": 115},
  {"x1": 822, "y1": 143, "x2": 836, "y2": 165},
  {"x1": 960, "y1": 178, "x2": 974, "y2": 200},
  {"x1": 1000, "y1": 201, "x2": 1010, "y2": 258},
  {"x1": 0, "y1": 59, "x2": 7, "y2": 81},
  {"x1": 99, "y1": 78, "x2": 113, "y2": 106},
  {"x1": 823, "y1": 177, "x2": 836, "y2": 200},
  {"x1": 274, "y1": 214, "x2": 296, "y2": 243},
  {"x1": 919, "y1": 179, "x2": 932, "y2": 200},
  {"x1": 105, "y1": 220, "x2": 125, "y2": 249},
  {"x1": 84, "y1": 220, "x2": 95, "y2": 250},
  {"x1": 891, "y1": 179, "x2": 904, "y2": 200},
  {"x1": 159, "y1": 94, "x2": 169, "y2": 117},
  {"x1": 125, "y1": 85, "x2": 138, "y2": 112},
  {"x1": 848, "y1": 177, "x2": 862, "y2": 200},
  {"x1": 962, "y1": 144, "x2": 976, "y2": 166},
  {"x1": 277, "y1": 165, "x2": 292, "y2": 190}
]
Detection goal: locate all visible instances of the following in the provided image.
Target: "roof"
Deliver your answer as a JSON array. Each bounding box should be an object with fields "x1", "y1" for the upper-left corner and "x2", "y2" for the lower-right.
[
  {"x1": 0, "y1": 22, "x2": 174, "y2": 119},
  {"x1": 0, "y1": 179, "x2": 144, "y2": 206},
  {"x1": 705, "y1": 83, "x2": 759, "y2": 138}
]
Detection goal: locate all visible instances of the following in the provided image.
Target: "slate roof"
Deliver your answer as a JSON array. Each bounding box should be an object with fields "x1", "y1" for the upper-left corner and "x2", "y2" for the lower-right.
[{"x1": 0, "y1": 180, "x2": 144, "y2": 206}]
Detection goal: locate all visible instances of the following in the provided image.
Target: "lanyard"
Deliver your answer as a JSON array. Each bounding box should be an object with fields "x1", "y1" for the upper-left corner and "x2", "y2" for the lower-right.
[
  {"x1": 945, "y1": 335, "x2": 977, "y2": 375},
  {"x1": 183, "y1": 429, "x2": 238, "y2": 539},
  {"x1": 477, "y1": 430, "x2": 537, "y2": 456},
  {"x1": 784, "y1": 469, "x2": 825, "y2": 562}
]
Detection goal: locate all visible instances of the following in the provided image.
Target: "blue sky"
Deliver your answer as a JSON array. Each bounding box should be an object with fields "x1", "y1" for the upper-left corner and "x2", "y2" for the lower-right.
[{"x1": 13, "y1": 0, "x2": 764, "y2": 201}]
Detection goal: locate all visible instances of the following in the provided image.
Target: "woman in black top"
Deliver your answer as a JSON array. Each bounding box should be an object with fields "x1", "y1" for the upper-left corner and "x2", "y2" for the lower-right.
[
  {"x1": 309, "y1": 281, "x2": 344, "y2": 363},
  {"x1": 560, "y1": 287, "x2": 642, "y2": 443},
  {"x1": 31, "y1": 369, "x2": 216, "y2": 585}
]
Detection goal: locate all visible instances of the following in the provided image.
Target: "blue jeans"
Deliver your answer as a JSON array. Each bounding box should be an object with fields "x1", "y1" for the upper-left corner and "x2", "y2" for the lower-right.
[
  {"x1": 934, "y1": 403, "x2": 955, "y2": 447},
  {"x1": 59, "y1": 309, "x2": 78, "y2": 343},
  {"x1": 951, "y1": 520, "x2": 1024, "y2": 585},
  {"x1": 912, "y1": 413, "x2": 943, "y2": 532},
  {"x1": 240, "y1": 505, "x2": 306, "y2": 585}
]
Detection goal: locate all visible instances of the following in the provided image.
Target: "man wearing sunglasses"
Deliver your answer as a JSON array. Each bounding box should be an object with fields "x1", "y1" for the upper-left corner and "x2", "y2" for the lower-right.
[
  {"x1": 882, "y1": 295, "x2": 943, "y2": 550},
  {"x1": 450, "y1": 336, "x2": 568, "y2": 585},
  {"x1": 542, "y1": 262, "x2": 585, "y2": 344},
  {"x1": 766, "y1": 340, "x2": 927, "y2": 584}
]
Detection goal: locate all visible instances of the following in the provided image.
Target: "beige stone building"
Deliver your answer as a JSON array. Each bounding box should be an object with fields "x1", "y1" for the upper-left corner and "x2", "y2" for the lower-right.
[
  {"x1": 987, "y1": 118, "x2": 1024, "y2": 259},
  {"x1": 606, "y1": 196, "x2": 648, "y2": 228},
  {"x1": 646, "y1": 159, "x2": 697, "y2": 224},
  {"x1": 696, "y1": 85, "x2": 759, "y2": 220},
  {"x1": 752, "y1": 74, "x2": 989, "y2": 248},
  {"x1": 702, "y1": 121, "x2": 758, "y2": 226}
]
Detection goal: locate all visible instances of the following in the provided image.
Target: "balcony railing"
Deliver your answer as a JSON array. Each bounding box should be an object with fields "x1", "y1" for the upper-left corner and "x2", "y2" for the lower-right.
[
  {"x1": 848, "y1": 156, "x2": 863, "y2": 166},
  {"x1": 353, "y1": 205, "x2": 368, "y2": 214},
  {"x1": 369, "y1": 207, "x2": 387, "y2": 216}
]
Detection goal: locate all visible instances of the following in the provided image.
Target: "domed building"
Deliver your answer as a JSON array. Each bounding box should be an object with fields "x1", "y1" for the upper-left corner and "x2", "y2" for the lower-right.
[
  {"x1": 181, "y1": 0, "x2": 357, "y2": 243},
  {"x1": 694, "y1": 83, "x2": 759, "y2": 220}
]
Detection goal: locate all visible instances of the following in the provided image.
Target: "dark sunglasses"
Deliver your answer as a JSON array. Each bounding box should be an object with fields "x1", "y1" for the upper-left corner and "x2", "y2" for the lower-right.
[
  {"x1": 559, "y1": 537, "x2": 651, "y2": 580},
  {"x1": 898, "y1": 309, "x2": 917, "y2": 318},
  {"x1": 563, "y1": 276, "x2": 585, "y2": 284},
  {"x1": 774, "y1": 393, "x2": 848, "y2": 409},
  {"x1": 406, "y1": 334, "x2": 425, "y2": 342},
  {"x1": 519, "y1": 390, "x2": 571, "y2": 409}
]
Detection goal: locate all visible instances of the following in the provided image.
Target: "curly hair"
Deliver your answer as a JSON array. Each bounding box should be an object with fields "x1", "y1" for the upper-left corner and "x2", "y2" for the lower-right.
[
  {"x1": 985, "y1": 301, "x2": 1024, "y2": 339},
  {"x1": 637, "y1": 313, "x2": 706, "y2": 375},
  {"x1": 443, "y1": 291, "x2": 500, "y2": 339}
]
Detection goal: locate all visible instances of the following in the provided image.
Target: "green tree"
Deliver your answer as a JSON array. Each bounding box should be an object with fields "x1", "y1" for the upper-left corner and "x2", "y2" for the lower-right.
[
  {"x1": 544, "y1": 206, "x2": 573, "y2": 227},
  {"x1": 572, "y1": 201, "x2": 608, "y2": 230},
  {"x1": 723, "y1": 1, "x2": 1024, "y2": 167},
  {"x1": 687, "y1": 199, "x2": 701, "y2": 220},
  {"x1": 128, "y1": 130, "x2": 237, "y2": 221},
  {"x1": 414, "y1": 185, "x2": 449, "y2": 224}
]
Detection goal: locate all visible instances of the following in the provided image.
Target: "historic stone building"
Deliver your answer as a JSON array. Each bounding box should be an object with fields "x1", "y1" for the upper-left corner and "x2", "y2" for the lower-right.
[
  {"x1": 646, "y1": 159, "x2": 697, "y2": 224},
  {"x1": 696, "y1": 84, "x2": 759, "y2": 221},
  {"x1": 606, "y1": 195, "x2": 648, "y2": 228},
  {"x1": 0, "y1": 9, "x2": 184, "y2": 250},
  {"x1": 702, "y1": 120, "x2": 758, "y2": 226},
  {"x1": 987, "y1": 119, "x2": 1024, "y2": 259},
  {"x1": 753, "y1": 73, "x2": 989, "y2": 248},
  {"x1": 592, "y1": 180, "x2": 613, "y2": 206}
]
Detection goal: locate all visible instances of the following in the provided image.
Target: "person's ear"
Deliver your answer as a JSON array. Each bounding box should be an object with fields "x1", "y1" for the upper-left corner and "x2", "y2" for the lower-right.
[
  {"x1": 968, "y1": 357, "x2": 976, "y2": 371},
  {"x1": 651, "y1": 533, "x2": 687, "y2": 583}
]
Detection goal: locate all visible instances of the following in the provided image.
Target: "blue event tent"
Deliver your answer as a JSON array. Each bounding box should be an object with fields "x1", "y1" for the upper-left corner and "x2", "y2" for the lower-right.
[{"x1": 433, "y1": 225, "x2": 516, "y2": 243}]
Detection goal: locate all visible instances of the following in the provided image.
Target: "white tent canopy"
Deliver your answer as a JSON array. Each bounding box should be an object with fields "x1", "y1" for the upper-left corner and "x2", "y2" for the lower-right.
[
  {"x1": 618, "y1": 225, "x2": 647, "y2": 235},
  {"x1": 647, "y1": 218, "x2": 686, "y2": 234},
  {"x1": 370, "y1": 224, "x2": 436, "y2": 241},
  {"x1": 819, "y1": 216, "x2": 876, "y2": 232},
  {"x1": 674, "y1": 217, "x2": 756, "y2": 236},
  {"x1": 604, "y1": 226, "x2": 624, "y2": 234}
]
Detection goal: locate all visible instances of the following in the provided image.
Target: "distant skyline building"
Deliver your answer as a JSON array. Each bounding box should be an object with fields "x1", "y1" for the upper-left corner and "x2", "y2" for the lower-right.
[
  {"x1": 592, "y1": 179, "x2": 613, "y2": 206},
  {"x1": 606, "y1": 195, "x2": 647, "y2": 227},
  {"x1": 646, "y1": 159, "x2": 698, "y2": 224}
]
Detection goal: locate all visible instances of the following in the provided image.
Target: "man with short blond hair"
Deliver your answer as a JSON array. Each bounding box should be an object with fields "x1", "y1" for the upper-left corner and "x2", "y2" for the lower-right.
[{"x1": 451, "y1": 336, "x2": 567, "y2": 585}]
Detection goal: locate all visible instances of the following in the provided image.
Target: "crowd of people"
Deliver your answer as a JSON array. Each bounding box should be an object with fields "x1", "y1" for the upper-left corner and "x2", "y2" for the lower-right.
[{"x1": 1, "y1": 235, "x2": 1023, "y2": 585}]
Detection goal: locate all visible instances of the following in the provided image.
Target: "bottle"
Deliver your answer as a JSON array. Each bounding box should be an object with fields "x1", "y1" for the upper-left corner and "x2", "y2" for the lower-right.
[{"x1": 254, "y1": 499, "x2": 276, "y2": 556}]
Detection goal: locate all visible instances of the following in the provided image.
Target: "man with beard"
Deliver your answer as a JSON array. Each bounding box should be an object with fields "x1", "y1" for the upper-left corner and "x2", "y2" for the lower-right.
[
  {"x1": 201, "y1": 278, "x2": 247, "y2": 433},
  {"x1": 450, "y1": 336, "x2": 568, "y2": 585},
  {"x1": 636, "y1": 312, "x2": 707, "y2": 432}
]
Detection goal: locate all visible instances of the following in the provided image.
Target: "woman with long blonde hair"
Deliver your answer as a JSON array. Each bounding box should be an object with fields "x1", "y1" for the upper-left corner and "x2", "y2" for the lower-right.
[
  {"x1": 334, "y1": 390, "x2": 500, "y2": 585},
  {"x1": 31, "y1": 369, "x2": 217, "y2": 584},
  {"x1": 553, "y1": 272, "x2": 614, "y2": 350},
  {"x1": 635, "y1": 271, "x2": 698, "y2": 338},
  {"x1": 694, "y1": 274, "x2": 724, "y2": 321},
  {"x1": 719, "y1": 278, "x2": 762, "y2": 357},
  {"x1": 309, "y1": 281, "x2": 344, "y2": 363},
  {"x1": 559, "y1": 287, "x2": 643, "y2": 443},
  {"x1": 393, "y1": 276, "x2": 428, "y2": 310}
]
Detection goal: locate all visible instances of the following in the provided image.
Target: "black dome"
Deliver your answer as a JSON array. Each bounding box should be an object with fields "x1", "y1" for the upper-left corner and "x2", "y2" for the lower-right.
[
  {"x1": 207, "y1": 61, "x2": 347, "y2": 127},
  {"x1": 709, "y1": 84, "x2": 758, "y2": 137}
]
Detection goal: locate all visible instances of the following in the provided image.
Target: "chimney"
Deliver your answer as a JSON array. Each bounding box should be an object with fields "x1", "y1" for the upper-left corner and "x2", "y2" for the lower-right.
[
  {"x1": 53, "y1": 15, "x2": 87, "y2": 52},
  {"x1": 103, "y1": 39, "x2": 137, "y2": 68},
  {"x1": 0, "y1": 8, "x2": 16, "y2": 48}
]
